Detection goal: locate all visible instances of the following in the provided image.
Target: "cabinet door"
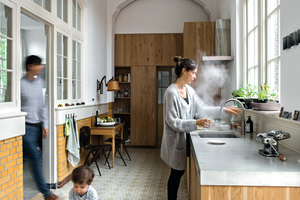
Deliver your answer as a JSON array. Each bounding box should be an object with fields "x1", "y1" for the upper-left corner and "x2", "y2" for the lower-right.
[{"x1": 131, "y1": 66, "x2": 156, "y2": 146}]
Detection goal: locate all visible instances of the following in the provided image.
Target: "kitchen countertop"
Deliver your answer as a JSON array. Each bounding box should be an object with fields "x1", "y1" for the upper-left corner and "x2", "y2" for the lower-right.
[{"x1": 190, "y1": 129, "x2": 300, "y2": 187}]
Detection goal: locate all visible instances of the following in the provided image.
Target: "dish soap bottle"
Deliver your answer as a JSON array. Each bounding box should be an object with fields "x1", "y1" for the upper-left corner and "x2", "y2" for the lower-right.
[{"x1": 246, "y1": 116, "x2": 253, "y2": 133}]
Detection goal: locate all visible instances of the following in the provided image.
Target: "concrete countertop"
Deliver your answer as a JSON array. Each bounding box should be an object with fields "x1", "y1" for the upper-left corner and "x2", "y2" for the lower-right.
[{"x1": 190, "y1": 129, "x2": 300, "y2": 187}]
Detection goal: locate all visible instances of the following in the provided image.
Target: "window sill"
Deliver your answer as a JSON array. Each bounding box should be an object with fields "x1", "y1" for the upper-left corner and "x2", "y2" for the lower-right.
[{"x1": 0, "y1": 111, "x2": 27, "y2": 141}]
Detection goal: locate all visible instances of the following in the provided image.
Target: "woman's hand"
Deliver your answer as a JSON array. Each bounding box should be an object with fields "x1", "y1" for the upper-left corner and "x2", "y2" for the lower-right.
[
  {"x1": 224, "y1": 107, "x2": 241, "y2": 115},
  {"x1": 196, "y1": 118, "x2": 212, "y2": 126}
]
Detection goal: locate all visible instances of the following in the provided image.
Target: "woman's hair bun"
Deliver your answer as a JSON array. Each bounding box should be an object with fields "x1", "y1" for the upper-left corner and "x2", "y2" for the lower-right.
[{"x1": 173, "y1": 56, "x2": 183, "y2": 64}]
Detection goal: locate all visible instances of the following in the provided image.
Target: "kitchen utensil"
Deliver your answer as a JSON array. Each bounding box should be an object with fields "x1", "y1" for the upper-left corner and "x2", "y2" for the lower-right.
[
  {"x1": 256, "y1": 130, "x2": 291, "y2": 161},
  {"x1": 268, "y1": 140, "x2": 287, "y2": 162}
]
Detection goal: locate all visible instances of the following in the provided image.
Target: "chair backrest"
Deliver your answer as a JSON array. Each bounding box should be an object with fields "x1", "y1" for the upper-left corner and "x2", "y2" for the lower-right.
[{"x1": 80, "y1": 126, "x2": 91, "y2": 148}]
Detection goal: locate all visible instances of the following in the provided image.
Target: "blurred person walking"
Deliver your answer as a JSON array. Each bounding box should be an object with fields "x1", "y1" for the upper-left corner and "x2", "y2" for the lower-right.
[{"x1": 21, "y1": 55, "x2": 59, "y2": 200}]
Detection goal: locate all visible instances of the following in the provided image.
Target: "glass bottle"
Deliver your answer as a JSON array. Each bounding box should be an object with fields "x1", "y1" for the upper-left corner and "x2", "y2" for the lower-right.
[
  {"x1": 95, "y1": 110, "x2": 100, "y2": 126},
  {"x1": 246, "y1": 116, "x2": 253, "y2": 133},
  {"x1": 124, "y1": 86, "x2": 128, "y2": 97}
]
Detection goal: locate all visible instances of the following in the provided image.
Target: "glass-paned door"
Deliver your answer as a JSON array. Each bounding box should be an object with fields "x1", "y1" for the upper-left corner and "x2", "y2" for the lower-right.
[{"x1": 157, "y1": 66, "x2": 175, "y2": 145}]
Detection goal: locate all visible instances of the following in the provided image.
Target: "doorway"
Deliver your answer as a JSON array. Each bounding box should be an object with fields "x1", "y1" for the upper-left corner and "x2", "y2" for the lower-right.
[
  {"x1": 157, "y1": 66, "x2": 176, "y2": 146},
  {"x1": 20, "y1": 11, "x2": 51, "y2": 200}
]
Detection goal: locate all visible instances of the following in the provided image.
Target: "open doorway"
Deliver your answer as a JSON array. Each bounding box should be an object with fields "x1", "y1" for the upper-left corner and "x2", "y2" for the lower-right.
[
  {"x1": 157, "y1": 66, "x2": 176, "y2": 146},
  {"x1": 20, "y1": 11, "x2": 51, "y2": 200}
]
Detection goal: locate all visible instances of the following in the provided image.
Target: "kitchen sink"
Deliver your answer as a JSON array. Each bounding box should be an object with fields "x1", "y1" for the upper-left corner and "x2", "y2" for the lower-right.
[{"x1": 199, "y1": 131, "x2": 240, "y2": 138}]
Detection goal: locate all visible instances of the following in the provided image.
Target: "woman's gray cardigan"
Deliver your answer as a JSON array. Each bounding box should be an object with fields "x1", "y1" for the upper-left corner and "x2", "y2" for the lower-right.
[{"x1": 160, "y1": 83, "x2": 221, "y2": 170}]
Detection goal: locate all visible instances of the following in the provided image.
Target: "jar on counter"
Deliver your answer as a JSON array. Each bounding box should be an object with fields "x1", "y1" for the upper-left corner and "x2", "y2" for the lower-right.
[
  {"x1": 123, "y1": 73, "x2": 128, "y2": 82},
  {"x1": 118, "y1": 74, "x2": 122, "y2": 82}
]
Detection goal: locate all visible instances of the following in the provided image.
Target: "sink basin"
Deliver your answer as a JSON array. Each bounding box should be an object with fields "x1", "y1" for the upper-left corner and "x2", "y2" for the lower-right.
[{"x1": 199, "y1": 131, "x2": 240, "y2": 138}]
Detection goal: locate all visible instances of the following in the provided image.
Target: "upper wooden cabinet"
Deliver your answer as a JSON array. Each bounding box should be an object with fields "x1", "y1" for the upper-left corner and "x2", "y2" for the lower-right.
[
  {"x1": 183, "y1": 22, "x2": 215, "y2": 63},
  {"x1": 115, "y1": 33, "x2": 183, "y2": 66}
]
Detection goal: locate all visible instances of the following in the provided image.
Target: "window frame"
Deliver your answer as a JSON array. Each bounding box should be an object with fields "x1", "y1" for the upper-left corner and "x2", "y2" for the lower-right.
[
  {"x1": 0, "y1": 0, "x2": 17, "y2": 111},
  {"x1": 55, "y1": 0, "x2": 83, "y2": 105},
  {"x1": 33, "y1": 0, "x2": 51, "y2": 12},
  {"x1": 56, "y1": 31, "x2": 69, "y2": 101},
  {"x1": 72, "y1": 0, "x2": 82, "y2": 32},
  {"x1": 245, "y1": 0, "x2": 280, "y2": 98},
  {"x1": 71, "y1": 38, "x2": 82, "y2": 100},
  {"x1": 57, "y1": 0, "x2": 68, "y2": 23}
]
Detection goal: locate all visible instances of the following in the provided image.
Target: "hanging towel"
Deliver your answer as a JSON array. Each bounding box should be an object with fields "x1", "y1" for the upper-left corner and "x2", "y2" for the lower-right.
[
  {"x1": 64, "y1": 116, "x2": 71, "y2": 136},
  {"x1": 66, "y1": 115, "x2": 80, "y2": 167}
]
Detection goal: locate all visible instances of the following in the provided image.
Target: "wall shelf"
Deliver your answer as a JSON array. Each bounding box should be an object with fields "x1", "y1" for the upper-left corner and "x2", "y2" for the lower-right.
[
  {"x1": 115, "y1": 97, "x2": 130, "y2": 99},
  {"x1": 202, "y1": 56, "x2": 234, "y2": 65}
]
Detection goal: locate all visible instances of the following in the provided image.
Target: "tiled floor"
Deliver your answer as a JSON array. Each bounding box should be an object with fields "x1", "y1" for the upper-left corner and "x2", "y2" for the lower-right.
[{"x1": 29, "y1": 147, "x2": 188, "y2": 200}]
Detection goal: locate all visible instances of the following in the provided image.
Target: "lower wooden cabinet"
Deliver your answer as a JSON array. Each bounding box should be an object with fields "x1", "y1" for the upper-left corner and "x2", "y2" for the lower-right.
[{"x1": 187, "y1": 148, "x2": 300, "y2": 200}]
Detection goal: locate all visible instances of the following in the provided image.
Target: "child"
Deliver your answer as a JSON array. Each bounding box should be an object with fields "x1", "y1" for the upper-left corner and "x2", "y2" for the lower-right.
[{"x1": 69, "y1": 165, "x2": 99, "y2": 200}]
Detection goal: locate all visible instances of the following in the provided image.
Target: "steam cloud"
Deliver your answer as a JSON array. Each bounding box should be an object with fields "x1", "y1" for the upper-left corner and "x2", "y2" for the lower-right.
[{"x1": 194, "y1": 64, "x2": 229, "y2": 106}]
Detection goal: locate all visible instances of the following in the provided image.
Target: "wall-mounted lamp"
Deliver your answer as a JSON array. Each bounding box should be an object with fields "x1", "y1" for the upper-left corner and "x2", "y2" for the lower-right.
[{"x1": 97, "y1": 76, "x2": 120, "y2": 94}]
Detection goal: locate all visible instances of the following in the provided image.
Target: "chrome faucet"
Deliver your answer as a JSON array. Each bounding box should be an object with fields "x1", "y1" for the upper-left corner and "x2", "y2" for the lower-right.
[{"x1": 220, "y1": 99, "x2": 245, "y2": 135}]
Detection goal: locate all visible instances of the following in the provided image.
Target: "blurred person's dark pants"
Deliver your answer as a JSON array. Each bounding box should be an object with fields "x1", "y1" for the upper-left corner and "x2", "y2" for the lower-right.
[
  {"x1": 168, "y1": 168, "x2": 185, "y2": 200},
  {"x1": 23, "y1": 124, "x2": 52, "y2": 198}
]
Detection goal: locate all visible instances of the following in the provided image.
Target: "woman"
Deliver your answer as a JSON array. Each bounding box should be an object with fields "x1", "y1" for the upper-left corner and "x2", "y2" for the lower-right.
[{"x1": 160, "y1": 56, "x2": 240, "y2": 199}]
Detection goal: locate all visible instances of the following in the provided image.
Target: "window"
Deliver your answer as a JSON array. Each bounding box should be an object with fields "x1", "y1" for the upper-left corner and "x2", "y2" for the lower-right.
[
  {"x1": 57, "y1": 32, "x2": 68, "y2": 100},
  {"x1": 246, "y1": 0, "x2": 258, "y2": 87},
  {"x1": 72, "y1": 0, "x2": 81, "y2": 31},
  {"x1": 266, "y1": 0, "x2": 280, "y2": 93},
  {"x1": 33, "y1": 0, "x2": 51, "y2": 12},
  {"x1": 0, "y1": 3, "x2": 12, "y2": 103},
  {"x1": 57, "y1": 0, "x2": 68, "y2": 23},
  {"x1": 246, "y1": 0, "x2": 280, "y2": 95},
  {"x1": 56, "y1": 0, "x2": 84, "y2": 104},
  {"x1": 72, "y1": 40, "x2": 81, "y2": 99}
]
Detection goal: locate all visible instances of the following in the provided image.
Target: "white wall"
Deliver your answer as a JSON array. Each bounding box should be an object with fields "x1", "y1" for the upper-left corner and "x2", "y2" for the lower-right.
[
  {"x1": 280, "y1": 1, "x2": 300, "y2": 112},
  {"x1": 115, "y1": 0, "x2": 210, "y2": 34},
  {"x1": 215, "y1": 0, "x2": 240, "y2": 102},
  {"x1": 85, "y1": 0, "x2": 108, "y2": 104}
]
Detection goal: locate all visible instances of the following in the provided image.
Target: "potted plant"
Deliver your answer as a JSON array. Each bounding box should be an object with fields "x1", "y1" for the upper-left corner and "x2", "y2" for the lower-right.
[
  {"x1": 251, "y1": 83, "x2": 280, "y2": 111},
  {"x1": 232, "y1": 88, "x2": 244, "y2": 98},
  {"x1": 232, "y1": 87, "x2": 245, "y2": 108},
  {"x1": 232, "y1": 84, "x2": 256, "y2": 109},
  {"x1": 243, "y1": 84, "x2": 257, "y2": 109}
]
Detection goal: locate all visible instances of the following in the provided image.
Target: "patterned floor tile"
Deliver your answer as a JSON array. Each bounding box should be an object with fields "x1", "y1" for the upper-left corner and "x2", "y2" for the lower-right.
[{"x1": 31, "y1": 148, "x2": 188, "y2": 200}]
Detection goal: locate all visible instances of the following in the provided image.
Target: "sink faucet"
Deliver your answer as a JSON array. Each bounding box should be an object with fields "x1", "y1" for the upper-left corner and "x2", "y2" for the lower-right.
[{"x1": 220, "y1": 99, "x2": 245, "y2": 135}]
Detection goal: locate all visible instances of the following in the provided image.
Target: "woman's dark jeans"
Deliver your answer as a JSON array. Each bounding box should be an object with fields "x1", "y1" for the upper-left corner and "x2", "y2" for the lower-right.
[{"x1": 168, "y1": 168, "x2": 185, "y2": 200}]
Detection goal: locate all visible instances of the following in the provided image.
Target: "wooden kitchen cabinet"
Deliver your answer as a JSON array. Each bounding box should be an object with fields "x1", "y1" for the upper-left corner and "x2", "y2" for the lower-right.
[
  {"x1": 130, "y1": 66, "x2": 156, "y2": 146},
  {"x1": 114, "y1": 66, "x2": 131, "y2": 142},
  {"x1": 115, "y1": 33, "x2": 182, "y2": 146},
  {"x1": 187, "y1": 147, "x2": 300, "y2": 200},
  {"x1": 183, "y1": 22, "x2": 215, "y2": 63},
  {"x1": 113, "y1": 65, "x2": 157, "y2": 146}
]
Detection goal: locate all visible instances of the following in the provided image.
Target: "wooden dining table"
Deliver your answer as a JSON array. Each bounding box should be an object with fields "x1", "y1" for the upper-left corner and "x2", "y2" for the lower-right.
[{"x1": 90, "y1": 123, "x2": 124, "y2": 168}]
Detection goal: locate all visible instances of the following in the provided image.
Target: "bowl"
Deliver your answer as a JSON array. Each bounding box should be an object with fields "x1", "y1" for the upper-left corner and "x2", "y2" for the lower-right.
[
  {"x1": 220, "y1": 125, "x2": 230, "y2": 131},
  {"x1": 99, "y1": 122, "x2": 115, "y2": 126}
]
